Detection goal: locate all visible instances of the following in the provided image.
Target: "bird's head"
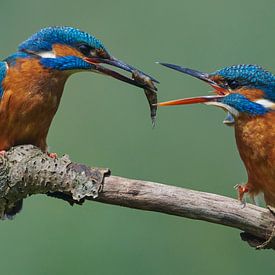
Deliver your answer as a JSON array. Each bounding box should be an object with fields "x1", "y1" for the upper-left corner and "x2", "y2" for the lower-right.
[
  {"x1": 157, "y1": 63, "x2": 275, "y2": 124},
  {"x1": 16, "y1": 26, "x2": 158, "y2": 88}
]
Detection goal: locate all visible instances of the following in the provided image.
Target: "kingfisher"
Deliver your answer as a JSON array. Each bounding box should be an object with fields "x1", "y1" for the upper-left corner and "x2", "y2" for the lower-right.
[
  {"x1": 0, "y1": 26, "x2": 158, "y2": 217},
  {"x1": 157, "y1": 62, "x2": 275, "y2": 208},
  {"x1": 0, "y1": 26, "x2": 157, "y2": 155}
]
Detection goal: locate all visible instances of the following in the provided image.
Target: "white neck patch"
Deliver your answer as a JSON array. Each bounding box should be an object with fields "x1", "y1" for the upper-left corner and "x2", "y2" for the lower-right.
[
  {"x1": 255, "y1": 99, "x2": 275, "y2": 109},
  {"x1": 204, "y1": 101, "x2": 240, "y2": 117},
  {"x1": 36, "y1": 51, "x2": 56, "y2": 58}
]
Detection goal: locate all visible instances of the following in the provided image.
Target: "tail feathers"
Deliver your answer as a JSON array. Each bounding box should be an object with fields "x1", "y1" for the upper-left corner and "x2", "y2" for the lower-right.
[{"x1": 4, "y1": 199, "x2": 23, "y2": 220}]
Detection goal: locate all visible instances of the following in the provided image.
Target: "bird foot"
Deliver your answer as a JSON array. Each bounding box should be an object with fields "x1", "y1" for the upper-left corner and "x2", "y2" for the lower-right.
[
  {"x1": 47, "y1": 152, "x2": 58, "y2": 159},
  {"x1": 0, "y1": 150, "x2": 6, "y2": 157},
  {"x1": 234, "y1": 184, "x2": 249, "y2": 207}
]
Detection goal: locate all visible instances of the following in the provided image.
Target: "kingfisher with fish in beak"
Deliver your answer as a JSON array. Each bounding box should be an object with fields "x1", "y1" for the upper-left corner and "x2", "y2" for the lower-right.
[
  {"x1": 0, "y1": 26, "x2": 158, "y2": 155},
  {"x1": 0, "y1": 26, "x2": 158, "y2": 217},
  {"x1": 157, "y1": 62, "x2": 275, "y2": 208}
]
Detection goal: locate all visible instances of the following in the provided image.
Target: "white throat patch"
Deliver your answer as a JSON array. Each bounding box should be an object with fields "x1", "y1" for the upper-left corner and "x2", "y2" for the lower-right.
[
  {"x1": 255, "y1": 99, "x2": 275, "y2": 109},
  {"x1": 204, "y1": 101, "x2": 240, "y2": 117},
  {"x1": 36, "y1": 51, "x2": 56, "y2": 58}
]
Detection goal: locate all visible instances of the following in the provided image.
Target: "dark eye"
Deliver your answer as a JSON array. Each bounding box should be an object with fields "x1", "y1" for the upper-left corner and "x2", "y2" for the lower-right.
[
  {"x1": 77, "y1": 44, "x2": 94, "y2": 56},
  {"x1": 227, "y1": 80, "x2": 240, "y2": 89}
]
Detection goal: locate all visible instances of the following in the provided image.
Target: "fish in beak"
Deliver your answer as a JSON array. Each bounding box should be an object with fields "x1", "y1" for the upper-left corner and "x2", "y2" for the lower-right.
[
  {"x1": 85, "y1": 56, "x2": 159, "y2": 89},
  {"x1": 85, "y1": 56, "x2": 159, "y2": 126}
]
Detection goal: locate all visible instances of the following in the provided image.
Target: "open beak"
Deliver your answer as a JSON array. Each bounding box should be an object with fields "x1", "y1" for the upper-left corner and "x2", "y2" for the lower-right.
[
  {"x1": 157, "y1": 95, "x2": 225, "y2": 106},
  {"x1": 157, "y1": 62, "x2": 230, "y2": 107},
  {"x1": 84, "y1": 56, "x2": 159, "y2": 91}
]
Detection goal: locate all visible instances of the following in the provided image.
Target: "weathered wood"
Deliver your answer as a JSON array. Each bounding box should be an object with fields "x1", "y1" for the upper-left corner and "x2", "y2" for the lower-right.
[
  {"x1": 1, "y1": 145, "x2": 275, "y2": 249},
  {"x1": 0, "y1": 145, "x2": 110, "y2": 217},
  {"x1": 97, "y1": 176, "x2": 275, "y2": 248}
]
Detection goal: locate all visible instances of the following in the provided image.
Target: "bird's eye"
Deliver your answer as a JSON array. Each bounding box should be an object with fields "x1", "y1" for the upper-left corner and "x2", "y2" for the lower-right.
[
  {"x1": 227, "y1": 80, "x2": 240, "y2": 89},
  {"x1": 77, "y1": 44, "x2": 94, "y2": 56}
]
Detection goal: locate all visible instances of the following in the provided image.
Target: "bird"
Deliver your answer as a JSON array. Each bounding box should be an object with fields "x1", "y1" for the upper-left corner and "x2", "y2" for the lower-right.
[
  {"x1": 157, "y1": 62, "x2": 275, "y2": 208},
  {"x1": 0, "y1": 26, "x2": 158, "y2": 217},
  {"x1": 0, "y1": 26, "x2": 158, "y2": 154}
]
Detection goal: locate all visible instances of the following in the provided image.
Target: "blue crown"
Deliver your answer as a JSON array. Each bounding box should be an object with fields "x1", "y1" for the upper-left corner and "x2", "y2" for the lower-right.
[
  {"x1": 18, "y1": 26, "x2": 107, "y2": 53},
  {"x1": 213, "y1": 64, "x2": 275, "y2": 88}
]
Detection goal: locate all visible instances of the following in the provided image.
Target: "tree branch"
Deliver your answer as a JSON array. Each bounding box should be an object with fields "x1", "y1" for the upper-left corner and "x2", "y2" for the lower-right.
[{"x1": 1, "y1": 145, "x2": 274, "y2": 250}]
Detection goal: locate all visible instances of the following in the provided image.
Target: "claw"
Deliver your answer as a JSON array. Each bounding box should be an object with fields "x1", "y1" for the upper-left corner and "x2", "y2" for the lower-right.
[
  {"x1": 234, "y1": 184, "x2": 249, "y2": 206},
  {"x1": 47, "y1": 152, "x2": 58, "y2": 159}
]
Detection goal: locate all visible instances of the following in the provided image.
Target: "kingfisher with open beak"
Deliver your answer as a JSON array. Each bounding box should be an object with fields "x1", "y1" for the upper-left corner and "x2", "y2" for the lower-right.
[
  {"x1": 158, "y1": 63, "x2": 275, "y2": 208},
  {"x1": 0, "y1": 26, "x2": 158, "y2": 217}
]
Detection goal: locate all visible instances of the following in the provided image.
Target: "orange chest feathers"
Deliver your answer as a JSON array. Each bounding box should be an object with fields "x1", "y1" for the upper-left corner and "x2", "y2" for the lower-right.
[
  {"x1": 234, "y1": 113, "x2": 275, "y2": 199},
  {"x1": 0, "y1": 58, "x2": 68, "y2": 151}
]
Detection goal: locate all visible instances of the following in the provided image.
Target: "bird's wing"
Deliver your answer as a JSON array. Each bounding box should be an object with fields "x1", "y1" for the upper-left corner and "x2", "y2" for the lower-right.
[{"x1": 0, "y1": 61, "x2": 7, "y2": 100}]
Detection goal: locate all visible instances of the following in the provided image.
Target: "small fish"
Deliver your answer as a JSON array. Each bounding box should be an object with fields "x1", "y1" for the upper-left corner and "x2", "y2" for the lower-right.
[{"x1": 132, "y1": 70, "x2": 158, "y2": 127}]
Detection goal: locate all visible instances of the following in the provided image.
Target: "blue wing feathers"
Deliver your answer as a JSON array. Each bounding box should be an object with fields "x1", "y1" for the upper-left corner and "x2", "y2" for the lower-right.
[{"x1": 0, "y1": 62, "x2": 7, "y2": 99}]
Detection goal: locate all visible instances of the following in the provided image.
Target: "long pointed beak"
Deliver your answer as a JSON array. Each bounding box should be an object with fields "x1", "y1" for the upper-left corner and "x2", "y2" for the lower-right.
[
  {"x1": 157, "y1": 62, "x2": 229, "y2": 95},
  {"x1": 156, "y1": 62, "x2": 230, "y2": 107},
  {"x1": 157, "y1": 62, "x2": 215, "y2": 84},
  {"x1": 157, "y1": 95, "x2": 225, "y2": 107},
  {"x1": 84, "y1": 56, "x2": 159, "y2": 91}
]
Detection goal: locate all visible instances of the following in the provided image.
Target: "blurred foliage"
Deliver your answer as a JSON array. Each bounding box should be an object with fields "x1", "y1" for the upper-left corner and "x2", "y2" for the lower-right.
[{"x1": 0, "y1": 0, "x2": 275, "y2": 274}]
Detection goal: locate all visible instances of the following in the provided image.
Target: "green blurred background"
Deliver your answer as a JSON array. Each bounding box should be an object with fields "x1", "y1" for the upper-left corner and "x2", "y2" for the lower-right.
[{"x1": 1, "y1": 0, "x2": 275, "y2": 274}]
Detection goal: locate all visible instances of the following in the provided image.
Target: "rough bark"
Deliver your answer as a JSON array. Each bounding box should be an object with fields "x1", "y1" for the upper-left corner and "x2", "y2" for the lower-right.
[{"x1": 1, "y1": 145, "x2": 275, "y2": 250}]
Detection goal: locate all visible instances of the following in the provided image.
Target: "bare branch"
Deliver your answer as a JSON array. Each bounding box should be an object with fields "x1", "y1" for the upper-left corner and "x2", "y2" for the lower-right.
[{"x1": 1, "y1": 145, "x2": 275, "y2": 250}]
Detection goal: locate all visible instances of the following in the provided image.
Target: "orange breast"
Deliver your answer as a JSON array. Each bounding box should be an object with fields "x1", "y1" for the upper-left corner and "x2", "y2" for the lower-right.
[
  {"x1": 235, "y1": 113, "x2": 275, "y2": 206},
  {"x1": 0, "y1": 58, "x2": 68, "y2": 152}
]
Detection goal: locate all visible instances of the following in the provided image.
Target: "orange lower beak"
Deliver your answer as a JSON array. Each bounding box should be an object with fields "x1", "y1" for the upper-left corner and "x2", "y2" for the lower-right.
[
  {"x1": 157, "y1": 95, "x2": 225, "y2": 107},
  {"x1": 156, "y1": 63, "x2": 231, "y2": 106}
]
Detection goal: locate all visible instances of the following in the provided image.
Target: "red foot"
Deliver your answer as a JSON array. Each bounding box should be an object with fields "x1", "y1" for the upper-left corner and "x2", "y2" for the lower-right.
[
  {"x1": 0, "y1": 150, "x2": 6, "y2": 157},
  {"x1": 234, "y1": 184, "x2": 249, "y2": 206},
  {"x1": 47, "y1": 152, "x2": 58, "y2": 159}
]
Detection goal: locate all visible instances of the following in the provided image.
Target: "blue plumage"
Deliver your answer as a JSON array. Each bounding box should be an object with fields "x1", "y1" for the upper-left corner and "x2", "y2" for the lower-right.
[
  {"x1": 213, "y1": 64, "x2": 275, "y2": 92},
  {"x1": 18, "y1": 26, "x2": 107, "y2": 53},
  {"x1": 0, "y1": 62, "x2": 7, "y2": 98},
  {"x1": 219, "y1": 93, "x2": 268, "y2": 115},
  {"x1": 213, "y1": 64, "x2": 275, "y2": 102},
  {"x1": 4, "y1": 52, "x2": 31, "y2": 66},
  {"x1": 4, "y1": 27, "x2": 108, "y2": 72},
  {"x1": 40, "y1": 56, "x2": 94, "y2": 70}
]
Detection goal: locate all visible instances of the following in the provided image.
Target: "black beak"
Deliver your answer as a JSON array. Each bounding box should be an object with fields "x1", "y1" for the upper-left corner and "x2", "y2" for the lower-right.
[
  {"x1": 157, "y1": 62, "x2": 216, "y2": 85},
  {"x1": 85, "y1": 56, "x2": 159, "y2": 91},
  {"x1": 157, "y1": 62, "x2": 230, "y2": 95}
]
